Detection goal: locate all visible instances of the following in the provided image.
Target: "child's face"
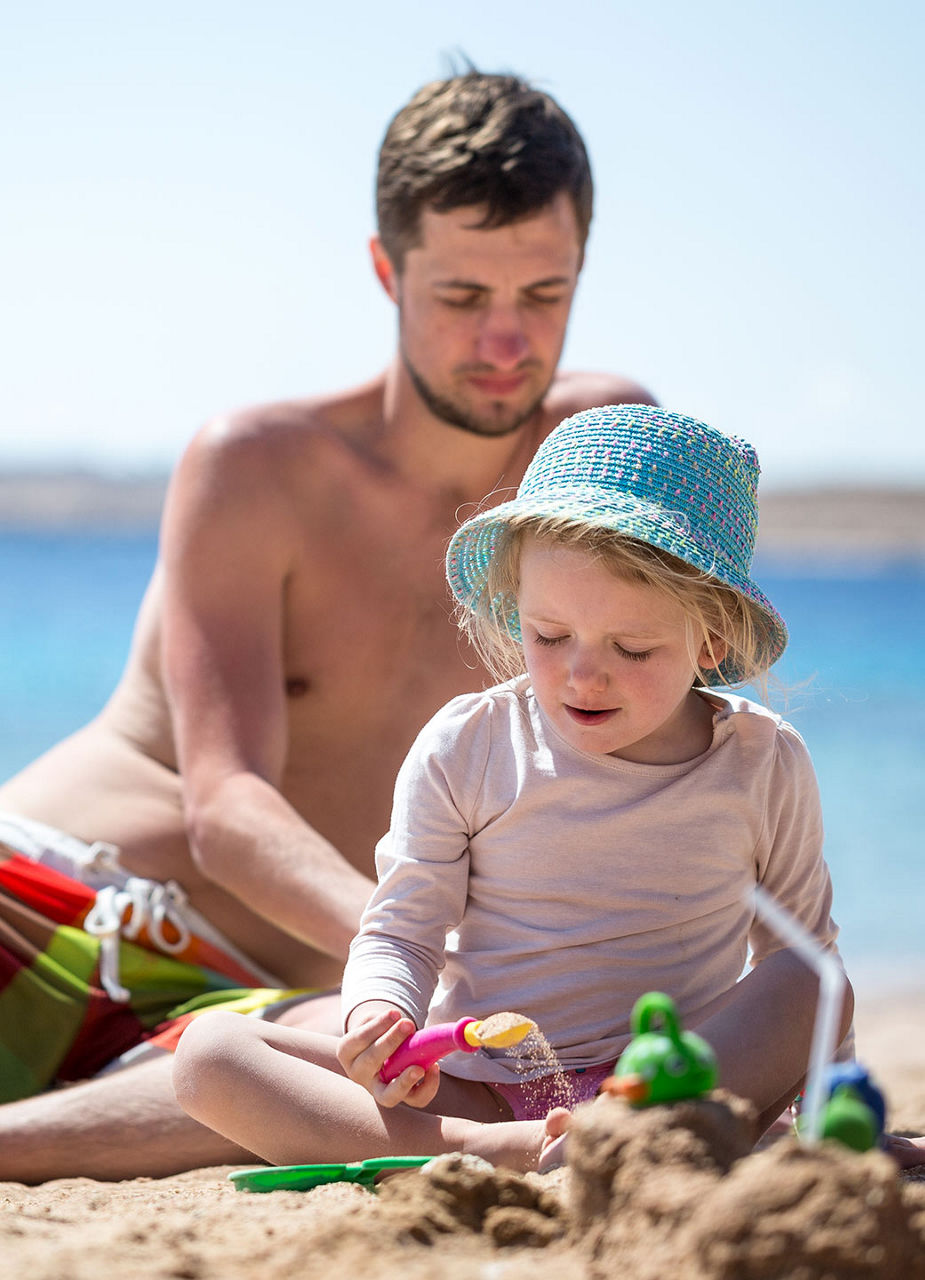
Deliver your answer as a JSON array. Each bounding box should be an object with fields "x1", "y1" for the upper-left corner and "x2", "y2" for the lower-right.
[{"x1": 516, "y1": 537, "x2": 719, "y2": 765}]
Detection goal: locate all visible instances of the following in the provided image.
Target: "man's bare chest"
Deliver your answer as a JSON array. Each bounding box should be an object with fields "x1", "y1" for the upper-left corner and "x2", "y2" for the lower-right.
[{"x1": 279, "y1": 507, "x2": 488, "y2": 732}]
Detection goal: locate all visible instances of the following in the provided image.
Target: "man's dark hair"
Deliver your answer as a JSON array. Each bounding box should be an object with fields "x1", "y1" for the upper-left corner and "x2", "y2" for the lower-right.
[{"x1": 376, "y1": 71, "x2": 593, "y2": 269}]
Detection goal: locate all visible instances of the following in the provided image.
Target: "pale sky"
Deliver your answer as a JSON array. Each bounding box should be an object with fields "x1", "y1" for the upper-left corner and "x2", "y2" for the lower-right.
[{"x1": 3, "y1": 1, "x2": 923, "y2": 487}]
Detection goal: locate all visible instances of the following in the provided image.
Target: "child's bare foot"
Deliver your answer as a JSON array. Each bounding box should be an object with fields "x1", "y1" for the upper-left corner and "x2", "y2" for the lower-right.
[
  {"x1": 884, "y1": 1132, "x2": 925, "y2": 1170},
  {"x1": 537, "y1": 1107, "x2": 571, "y2": 1173}
]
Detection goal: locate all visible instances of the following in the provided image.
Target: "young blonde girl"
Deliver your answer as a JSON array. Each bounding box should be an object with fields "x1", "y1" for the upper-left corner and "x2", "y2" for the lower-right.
[{"x1": 173, "y1": 404, "x2": 854, "y2": 1172}]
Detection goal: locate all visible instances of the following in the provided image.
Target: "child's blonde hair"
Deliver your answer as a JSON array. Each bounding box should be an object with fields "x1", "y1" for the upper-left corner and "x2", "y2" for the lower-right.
[{"x1": 457, "y1": 514, "x2": 773, "y2": 696}]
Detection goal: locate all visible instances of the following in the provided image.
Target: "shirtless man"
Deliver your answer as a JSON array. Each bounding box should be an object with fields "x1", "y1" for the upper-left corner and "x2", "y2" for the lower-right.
[{"x1": 0, "y1": 71, "x2": 653, "y2": 1181}]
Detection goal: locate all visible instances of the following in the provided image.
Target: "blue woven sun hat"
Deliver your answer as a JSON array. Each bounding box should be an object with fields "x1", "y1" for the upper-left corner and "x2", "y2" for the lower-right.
[{"x1": 446, "y1": 404, "x2": 788, "y2": 685}]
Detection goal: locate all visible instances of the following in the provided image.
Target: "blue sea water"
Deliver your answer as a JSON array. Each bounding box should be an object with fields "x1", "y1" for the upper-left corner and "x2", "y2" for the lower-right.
[{"x1": 1, "y1": 531, "x2": 923, "y2": 980}]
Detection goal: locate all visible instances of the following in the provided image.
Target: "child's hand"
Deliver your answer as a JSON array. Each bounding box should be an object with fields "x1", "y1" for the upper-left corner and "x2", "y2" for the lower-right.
[{"x1": 337, "y1": 1006, "x2": 441, "y2": 1109}]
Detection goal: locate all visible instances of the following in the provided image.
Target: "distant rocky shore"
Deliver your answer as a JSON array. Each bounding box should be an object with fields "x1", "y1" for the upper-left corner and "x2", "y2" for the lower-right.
[
  {"x1": 1, "y1": 469, "x2": 923, "y2": 561},
  {"x1": 0, "y1": 470, "x2": 168, "y2": 531},
  {"x1": 757, "y1": 486, "x2": 925, "y2": 560}
]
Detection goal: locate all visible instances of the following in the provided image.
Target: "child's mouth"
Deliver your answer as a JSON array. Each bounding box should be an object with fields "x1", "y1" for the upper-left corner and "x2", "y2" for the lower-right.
[{"x1": 565, "y1": 705, "x2": 617, "y2": 726}]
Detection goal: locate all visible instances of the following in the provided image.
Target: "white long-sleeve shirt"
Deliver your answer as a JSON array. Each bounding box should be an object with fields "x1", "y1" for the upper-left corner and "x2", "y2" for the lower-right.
[{"x1": 341, "y1": 677, "x2": 842, "y2": 1084}]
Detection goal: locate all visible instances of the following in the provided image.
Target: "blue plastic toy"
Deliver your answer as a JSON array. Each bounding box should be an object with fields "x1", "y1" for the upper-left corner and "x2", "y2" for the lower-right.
[{"x1": 815, "y1": 1061, "x2": 886, "y2": 1153}]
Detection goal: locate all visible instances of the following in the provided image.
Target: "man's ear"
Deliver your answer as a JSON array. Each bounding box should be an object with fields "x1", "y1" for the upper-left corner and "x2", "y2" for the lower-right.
[{"x1": 370, "y1": 235, "x2": 399, "y2": 302}]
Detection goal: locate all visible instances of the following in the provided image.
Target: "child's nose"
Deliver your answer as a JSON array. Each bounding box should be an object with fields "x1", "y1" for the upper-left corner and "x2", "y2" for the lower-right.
[{"x1": 568, "y1": 653, "x2": 609, "y2": 692}]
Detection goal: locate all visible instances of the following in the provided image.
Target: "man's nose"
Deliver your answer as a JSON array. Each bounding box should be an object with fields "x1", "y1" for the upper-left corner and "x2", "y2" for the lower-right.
[{"x1": 476, "y1": 307, "x2": 529, "y2": 369}]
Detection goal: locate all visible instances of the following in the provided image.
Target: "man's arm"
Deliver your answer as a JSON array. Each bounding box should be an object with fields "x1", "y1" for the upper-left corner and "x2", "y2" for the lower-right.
[{"x1": 160, "y1": 415, "x2": 374, "y2": 961}]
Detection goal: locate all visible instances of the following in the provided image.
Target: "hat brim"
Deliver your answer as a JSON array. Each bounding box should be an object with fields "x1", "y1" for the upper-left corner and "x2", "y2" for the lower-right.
[{"x1": 446, "y1": 486, "x2": 788, "y2": 686}]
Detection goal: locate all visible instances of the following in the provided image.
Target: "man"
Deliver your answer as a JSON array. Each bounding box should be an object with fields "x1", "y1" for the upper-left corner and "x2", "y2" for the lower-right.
[{"x1": 0, "y1": 70, "x2": 653, "y2": 1181}]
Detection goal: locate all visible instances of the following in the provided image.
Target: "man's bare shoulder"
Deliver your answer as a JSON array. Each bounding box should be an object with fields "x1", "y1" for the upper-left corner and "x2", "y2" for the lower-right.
[
  {"x1": 176, "y1": 378, "x2": 388, "y2": 500},
  {"x1": 160, "y1": 380, "x2": 390, "y2": 550},
  {"x1": 203, "y1": 377, "x2": 386, "y2": 457},
  {"x1": 541, "y1": 370, "x2": 658, "y2": 430}
]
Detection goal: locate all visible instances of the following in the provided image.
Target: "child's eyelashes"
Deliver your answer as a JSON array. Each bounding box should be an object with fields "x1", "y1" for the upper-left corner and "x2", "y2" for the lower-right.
[
  {"x1": 532, "y1": 632, "x2": 568, "y2": 650},
  {"x1": 616, "y1": 645, "x2": 652, "y2": 663},
  {"x1": 530, "y1": 633, "x2": 653, "y2": 662}
]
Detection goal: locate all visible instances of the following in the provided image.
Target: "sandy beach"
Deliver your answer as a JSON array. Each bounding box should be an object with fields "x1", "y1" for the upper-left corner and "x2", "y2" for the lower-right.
[{"x1": 2, "y1": 985, "x2": 923, "y2": 1279}]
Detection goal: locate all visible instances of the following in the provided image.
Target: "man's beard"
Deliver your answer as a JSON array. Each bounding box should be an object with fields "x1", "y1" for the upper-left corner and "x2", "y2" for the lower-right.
[{"x1": 402, "y1": 350, "x2": 547, "y2": 439}]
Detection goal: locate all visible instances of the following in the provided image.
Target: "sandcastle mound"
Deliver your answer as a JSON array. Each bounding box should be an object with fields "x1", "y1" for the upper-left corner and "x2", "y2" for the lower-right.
[
  {"x1": 565, "y1": 1092, "x2": 925, "y2": 1278},
  {"x1": 344, "y1": 1092, "x2": 925, "y2": 1280},
  {"x1": 377, "y1": 1152, "x2": 566, "y2": 1248}
]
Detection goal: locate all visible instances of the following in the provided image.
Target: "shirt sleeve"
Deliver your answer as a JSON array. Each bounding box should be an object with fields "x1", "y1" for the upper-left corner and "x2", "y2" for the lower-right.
[
  {"x1": 748, "y1": 721, "x2": 842, "y2": 965},
  {"x1": 340, "y1": 694, "x2": 492, "y2": 1028}
]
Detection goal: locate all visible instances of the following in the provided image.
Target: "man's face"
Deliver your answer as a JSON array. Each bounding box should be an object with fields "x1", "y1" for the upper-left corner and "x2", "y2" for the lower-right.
[{"x1": 385, "y1": 193, "x2": 583, "y2": 437}]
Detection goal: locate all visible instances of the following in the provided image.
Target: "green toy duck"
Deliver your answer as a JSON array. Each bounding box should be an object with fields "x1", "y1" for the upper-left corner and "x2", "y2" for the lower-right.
[{"x1": 601, "y1": 991, "x2": 718, "y2": 1107}]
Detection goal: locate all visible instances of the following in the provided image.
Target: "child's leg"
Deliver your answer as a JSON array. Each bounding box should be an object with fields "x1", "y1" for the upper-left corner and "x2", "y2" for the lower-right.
[
  {"x1": 690, "y1": 947, "x2": 854, "y2": 1134},
  {"x1": 172, "y1": 1010, "x2": 549, "y2": 1171}
]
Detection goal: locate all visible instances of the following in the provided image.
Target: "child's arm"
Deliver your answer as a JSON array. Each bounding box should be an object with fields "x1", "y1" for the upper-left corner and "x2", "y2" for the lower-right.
[
  {"x1": 340, "y1": 697, "x2": 488, "y2": 1038},
  {"x1": 716, "y1": 722, "x2": 854, "y2": 1132},
  {"x1": 337, "y1": 1002, "x2": 442, "y2": 1109},
  {"x1": 750, "y1": 724, "x2": 841, "y2": 968}
]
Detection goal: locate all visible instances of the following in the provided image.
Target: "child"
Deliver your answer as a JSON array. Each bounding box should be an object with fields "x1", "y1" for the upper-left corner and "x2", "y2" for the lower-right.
[{"x1": 173, "y1": 404, "x2": 853, "y2": 1173}]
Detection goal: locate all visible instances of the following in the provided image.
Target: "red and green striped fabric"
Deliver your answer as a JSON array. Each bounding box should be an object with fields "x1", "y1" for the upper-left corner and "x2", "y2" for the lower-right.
[{"x1": 0, "y1": 845, "x2": 297, "y2": 1102}]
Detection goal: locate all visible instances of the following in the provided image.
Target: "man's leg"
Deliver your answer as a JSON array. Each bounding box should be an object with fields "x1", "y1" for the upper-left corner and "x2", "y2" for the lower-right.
[
  {"x1": 0, "y1": 992, "x2": 343, "y2": 1184},
  {"x1": 0, "y1": 1055, "x2": 249, "y2": 1183}
]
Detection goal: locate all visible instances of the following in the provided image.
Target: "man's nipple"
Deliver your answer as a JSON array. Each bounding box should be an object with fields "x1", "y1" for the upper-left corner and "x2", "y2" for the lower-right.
[{"x1": 285, "y1": 676, "x2": 310, "y2": 698}]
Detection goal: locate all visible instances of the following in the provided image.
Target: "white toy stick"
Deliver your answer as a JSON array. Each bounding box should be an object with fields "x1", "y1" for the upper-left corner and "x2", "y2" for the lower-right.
[{"x1": 750, "y1": 884, "x2": 846, "y2": 1144}]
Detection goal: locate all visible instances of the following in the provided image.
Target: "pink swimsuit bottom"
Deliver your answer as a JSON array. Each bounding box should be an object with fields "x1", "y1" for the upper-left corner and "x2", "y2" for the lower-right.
[{"x1": 487, "y1": 1060, "x2": 618, "y2": 1121}]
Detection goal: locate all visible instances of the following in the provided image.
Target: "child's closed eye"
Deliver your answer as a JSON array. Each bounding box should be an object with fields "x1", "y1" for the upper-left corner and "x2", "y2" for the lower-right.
[{"x1": 615, "y1": 645, "x2": 652, "y2": 662}]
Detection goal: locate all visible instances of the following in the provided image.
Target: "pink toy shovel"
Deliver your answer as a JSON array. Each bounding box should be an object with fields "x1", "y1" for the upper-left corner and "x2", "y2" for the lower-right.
[{"x1": 380, "y1": 1012, "x2": 535, "y2": 1083}]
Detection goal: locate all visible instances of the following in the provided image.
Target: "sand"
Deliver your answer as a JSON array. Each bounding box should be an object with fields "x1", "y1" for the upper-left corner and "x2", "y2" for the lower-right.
[{"x1": 2, "y1": 988, "x2": 923, "y2": 1280}]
